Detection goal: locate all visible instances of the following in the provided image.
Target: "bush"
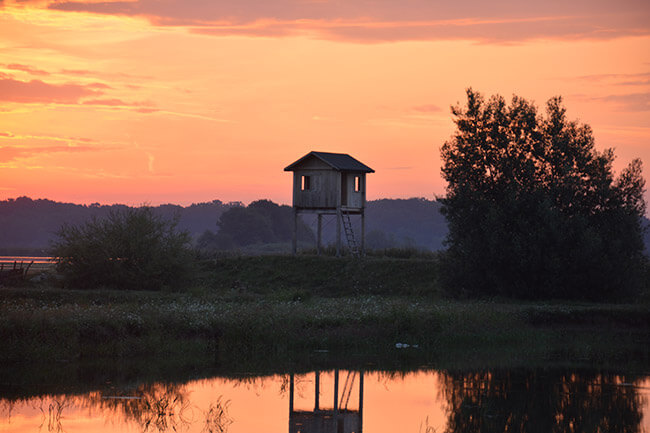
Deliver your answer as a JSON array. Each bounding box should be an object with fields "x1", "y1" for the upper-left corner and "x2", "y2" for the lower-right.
[{"x1": 50, "y1": 207, "x2": 195, "y2": 290}]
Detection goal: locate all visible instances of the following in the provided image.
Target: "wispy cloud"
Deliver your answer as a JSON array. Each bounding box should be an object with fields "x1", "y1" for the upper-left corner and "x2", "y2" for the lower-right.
[
  {"x1": 575, "y1": 72, "x2": 650, "y2": 87},
  {"x1": 81, "y1": 98, "x2": 161, "y2": 114},
  {"x1": 0, "y1": 76, "x2": 101, "y2": 103},
  {"x1": 0, "y1": 131, "x2": 124, "y2": 163},
  {"x1": 0, "y1": 144, "x2": 97, "y2": 162},
  {"x1": 574, "y1": 92, "x2": 650, "y2": 112},
  {"x1": 600, "y1": 93, "x2": 650, "y2": 112},
  {"x1": 81, "y1": 97, "x2": 155, "y2": 109},
  {"x1": 60, "y1": 68, "x2": 153, "y2": 82},
  {"x1": 87, "y1": 82, "x2": 113, "y2": 90},
  {"x1": 0, "y1": 74, "x2": 162, "y2": 114},
  {"x1": 0, "y1": 132, "x2": 99, "y2": 144},
  {"x1": 384, "y1": 166, "x2": 414, "y2": 170},
  {"x1": 411, "y1": 104, "x2": 442, "y2": 113},
  {"x1": 13, "y1": 0, "x2": 645, "y2": 43},
  {"x1": 5, "y1": 63, "x2": 50, "y2": 76}
]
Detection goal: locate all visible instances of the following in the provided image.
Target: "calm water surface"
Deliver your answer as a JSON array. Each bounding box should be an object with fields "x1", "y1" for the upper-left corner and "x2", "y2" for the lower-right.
[{"x1": 1, "y1": 369, "x2": 649, "y2": 433}]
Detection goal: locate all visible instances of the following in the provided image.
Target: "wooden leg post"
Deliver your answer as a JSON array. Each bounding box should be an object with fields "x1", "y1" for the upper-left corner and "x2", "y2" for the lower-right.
[
  {"x1": 289, "y1": 373, "x2": 294, "y2": 414},
  {"x1": 292, "y1": 208, "x2": 298, "y2": 255},
  {"x1": 314, "y1": 371, "x2": 320, "y2": 411},
  {"x1": 359, "y1": 371, "x2": 364, "y2": 432},
  {"x1": 334, "y1": 368, "x2": 339, "y2": 413},
  {"x1": 317, "y1": 213, "x2": 322, "y2": 256},
  {"x1": 361, "y1": 211, "x2": 366, "y2": 256},
  {"x1": 336, "y1": 208, "x2": 342, "y2": 257}
]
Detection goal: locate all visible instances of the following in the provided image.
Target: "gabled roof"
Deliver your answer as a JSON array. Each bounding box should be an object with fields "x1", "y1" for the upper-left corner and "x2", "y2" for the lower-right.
[{"x1": 284, "y1": 151, "x2": 374, "y2": 173}]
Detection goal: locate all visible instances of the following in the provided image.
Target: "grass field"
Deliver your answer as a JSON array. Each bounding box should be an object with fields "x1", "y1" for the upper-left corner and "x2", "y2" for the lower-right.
[{"x1": 2, "y1": 287, "x2": 648, "y2": 369}]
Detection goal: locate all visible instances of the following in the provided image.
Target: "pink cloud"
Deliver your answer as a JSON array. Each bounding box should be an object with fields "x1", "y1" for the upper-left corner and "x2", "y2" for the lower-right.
[
  {"x1": 6, "y1": 63, "x2": 50, "y2": 76},
  {"x1": 81, "y1": 98, "x2": 158, "y2": 112},
  {"x1": 82, "y1": 98, "x2": 129, "y2": 106},
  {"x1": 69, "y1": 136, "x2": 97, "y2": 143},
  {"x1": 42, "y1": 0, "x2": 650, "y2": 43},
  {"x1": 134, "y1": 107, "x2": 159, "y2": 113},
  {"x1": 412, "y1": 104, "x2": 442, "y2": 113},
  {"x1": 0, "y1": 77, "x2": 102, "y2": 103},
  {"x1": 575, "y1": 92, "x2": 650, "y2": 112},
  {"x1": 60, "y1": 68, "x2": 154, "y2": 82},
  {"x1": 0, "y1": 144, "x2": 97, "y2": 162},
  {"x1": 575, "y1": 72, "x2": 650, "y2": 87},
  {"x1": 600, "y1": 93, "x2": 650, "y2": 112},
  {"x1": 60, "y1": 69, "x2": 95, "y2": 76},
  {"x1": 87, "y1": 82, "x2": 112, "y2": 89}
]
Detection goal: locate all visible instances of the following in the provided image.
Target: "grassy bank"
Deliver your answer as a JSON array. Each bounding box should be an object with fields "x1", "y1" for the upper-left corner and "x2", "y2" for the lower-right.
[
  {"x1": 196, "y1": 254, "x2": 440, "y2": 296},
  {"x1": 2, "y1": 285, "x2": 649, "y2": 373},
  {"x1": 1, "y1": 254, "x2": 649, "y2": 398}
]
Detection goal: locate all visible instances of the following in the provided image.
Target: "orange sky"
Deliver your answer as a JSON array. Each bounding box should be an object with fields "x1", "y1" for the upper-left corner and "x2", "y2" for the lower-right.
[{"x1": 0, "y1": 0, "x2": 649, "y2": 206}]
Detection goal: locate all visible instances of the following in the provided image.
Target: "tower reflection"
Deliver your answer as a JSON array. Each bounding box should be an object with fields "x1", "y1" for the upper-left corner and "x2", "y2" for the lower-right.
[{"x1": 289, "y1": 370, "x2": 364, "y2": 433}]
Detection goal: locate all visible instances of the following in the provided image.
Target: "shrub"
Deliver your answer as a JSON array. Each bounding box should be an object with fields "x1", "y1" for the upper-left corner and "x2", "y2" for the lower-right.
[{"x1": 50, "y1": 207, "x2": 194, "y2": 290}]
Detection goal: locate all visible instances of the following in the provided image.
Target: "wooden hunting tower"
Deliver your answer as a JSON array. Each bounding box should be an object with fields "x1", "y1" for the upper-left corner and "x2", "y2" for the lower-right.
[{"x1": 284, "y1": 151, "x2": 374, "y2": 256}]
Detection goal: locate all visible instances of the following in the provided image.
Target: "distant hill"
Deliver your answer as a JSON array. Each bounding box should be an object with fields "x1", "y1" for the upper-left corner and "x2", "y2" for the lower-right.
[
  {"x1": 2, "y1": 196, "x2": 646, "y2": 255},
  {"x1": 366, "y1": 198, "x2": 447, "y2": 250},
  {"x1": 0, "y1": 197, "x2": 234, "y2": 254},
  {"x1": 0, "y1": 196, "x2": 447, "y2": 254}
]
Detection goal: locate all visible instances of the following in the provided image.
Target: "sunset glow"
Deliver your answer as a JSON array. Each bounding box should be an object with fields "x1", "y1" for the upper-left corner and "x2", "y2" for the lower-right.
[{"x1": 1, "y1": 0, "x2": 649, "y2": 206}]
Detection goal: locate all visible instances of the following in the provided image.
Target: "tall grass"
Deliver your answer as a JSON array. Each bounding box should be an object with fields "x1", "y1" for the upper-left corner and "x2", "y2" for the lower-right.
[{"x1": 1, "y1": 287, "x2": 648, "y2": 374}]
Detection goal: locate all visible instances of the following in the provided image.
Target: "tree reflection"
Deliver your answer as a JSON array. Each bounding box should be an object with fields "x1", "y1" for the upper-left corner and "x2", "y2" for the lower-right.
[
  {"x1": 438, "y1": 369, "x2": 645, "y2": 433},
  {"x1": 92, "y1": 383, "x2": 192, "y2": 432}
]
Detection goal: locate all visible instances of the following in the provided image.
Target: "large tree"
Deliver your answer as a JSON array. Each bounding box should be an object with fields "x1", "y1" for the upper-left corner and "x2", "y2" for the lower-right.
[{"x1": 440, "y1": 89, "x2": 646, "y2": 300}]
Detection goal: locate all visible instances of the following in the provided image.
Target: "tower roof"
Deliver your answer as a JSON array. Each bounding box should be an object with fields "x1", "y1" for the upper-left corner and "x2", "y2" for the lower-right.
[{"x1": 284, "y1": 151, "x2": 374, "y2": 173}]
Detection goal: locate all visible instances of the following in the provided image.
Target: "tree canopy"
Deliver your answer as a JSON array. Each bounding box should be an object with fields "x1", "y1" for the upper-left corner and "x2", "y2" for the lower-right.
[{"x1": 440, "y1": 89, "x2": 646, "y2": 300}]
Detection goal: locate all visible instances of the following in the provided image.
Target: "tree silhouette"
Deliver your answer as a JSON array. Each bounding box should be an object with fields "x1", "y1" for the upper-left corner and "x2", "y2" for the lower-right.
[{"x1": 440, "y1": 89, "x2": 646, "y2": 300}]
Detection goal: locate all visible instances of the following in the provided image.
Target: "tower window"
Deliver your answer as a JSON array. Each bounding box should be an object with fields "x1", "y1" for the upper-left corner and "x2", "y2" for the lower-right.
[
  {"x1": 301, "y1": 175, "x2": 311, "y2": 191},
  {"x1": 354, "y1": 176, "x2": 361, "y2": 192}
]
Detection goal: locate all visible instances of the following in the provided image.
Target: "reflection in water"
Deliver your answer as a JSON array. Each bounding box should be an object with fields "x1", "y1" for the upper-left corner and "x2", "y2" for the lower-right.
[
  {"x1": 93, "y1": 383, "x2": 192, "y2": 432},
  {"x1": 35, "y1": 398, "x2": 69, "y2": 433},
  {"x1": 439, "y1": 370, "x2": 647, "y2": 433},
  {"x1": 419, "y1": 416, "x2": 437, "y2": 433},
  {"x1": 203, "y1": 396, "x2": 233, "y2": 433},
  {"x1": 0, "y1": 369, "x2": 647, "y2": 433},
  {"x1": 289, "y1": 370, "x2": 363, "y2": 433}
]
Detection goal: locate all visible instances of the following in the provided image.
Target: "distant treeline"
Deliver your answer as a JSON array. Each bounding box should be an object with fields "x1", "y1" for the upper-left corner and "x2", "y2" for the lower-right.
[{"x1": 0, "y1": 196, "x2": 448, "y2": 254}]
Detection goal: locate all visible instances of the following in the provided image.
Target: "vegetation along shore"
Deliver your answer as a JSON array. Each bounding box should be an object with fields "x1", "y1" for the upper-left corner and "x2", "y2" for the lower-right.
[{"x1": 2, "y1": 256, "x2": 649, "y2": 391}]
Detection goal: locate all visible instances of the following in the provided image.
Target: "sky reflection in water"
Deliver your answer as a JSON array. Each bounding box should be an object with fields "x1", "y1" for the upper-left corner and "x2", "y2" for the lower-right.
[{"x1": 1, "y1": 369, "x2": 649, "y2": 433}]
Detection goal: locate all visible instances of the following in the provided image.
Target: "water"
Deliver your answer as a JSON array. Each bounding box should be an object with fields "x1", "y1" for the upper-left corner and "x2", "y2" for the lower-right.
[
  {"x1": 0, "y1": 257, "x2": 53, "y2": 273},
  {"x1": 1, "y1": 369, "x2": 648, "y2": 432}
]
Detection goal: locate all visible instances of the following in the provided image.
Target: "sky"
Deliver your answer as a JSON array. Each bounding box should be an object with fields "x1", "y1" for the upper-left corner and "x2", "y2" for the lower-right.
[{"x1": 0, "y1": 0, "x2": 649, "y2": 206}]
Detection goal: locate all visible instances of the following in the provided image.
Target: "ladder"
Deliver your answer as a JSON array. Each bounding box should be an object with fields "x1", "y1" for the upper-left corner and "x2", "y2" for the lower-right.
[
  {"x1": 341, "y1": 212, "x2": 360, "y2": 257},
  {"x1": 340, "y1": 371, "x2": 357, "y2": 410}
]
